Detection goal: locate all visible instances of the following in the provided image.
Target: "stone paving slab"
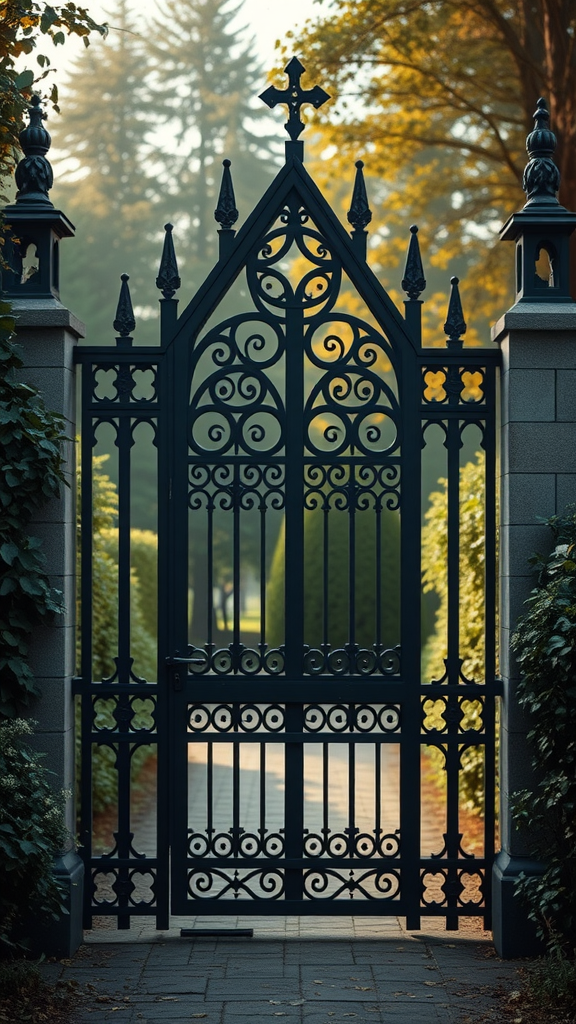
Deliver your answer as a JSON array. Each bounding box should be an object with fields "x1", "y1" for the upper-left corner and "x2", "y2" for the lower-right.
[{"x1": 39, "y1": 918, "x2": 525, "y2": 1024}]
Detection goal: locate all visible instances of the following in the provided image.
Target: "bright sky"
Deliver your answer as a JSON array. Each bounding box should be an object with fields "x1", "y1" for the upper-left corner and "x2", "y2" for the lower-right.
[{"x1": 49, "y1": 0, "x2": 317, "y2": 91}]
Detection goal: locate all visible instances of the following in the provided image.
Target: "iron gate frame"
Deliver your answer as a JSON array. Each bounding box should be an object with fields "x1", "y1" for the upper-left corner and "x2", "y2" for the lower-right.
[{"x1": 75, "y1": 61, "x2": 501, "y2": 931}]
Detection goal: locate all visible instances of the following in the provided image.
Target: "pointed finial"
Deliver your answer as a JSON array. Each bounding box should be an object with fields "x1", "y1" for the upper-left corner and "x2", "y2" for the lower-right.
[
  {"x1": 259, "y1": 56, "x2": 330, "y2": 143},
  {"x1": 401, "y1": 225, "x2": 426, "y2": 300},
  {"x1": 14, "y1": 94, "x2": 54, "y2": 205},
  {"x1": 444, "y1": 277, "x2": 466, "y2": 348},
  {"x1": 347, "y1": 161, "x2": 372, "y2": 232},
  {"x1": 522, "y1": 97, "x2": 560, "y2": 206},
  {"x1": 214, "y1": 160, "x2": 239, "y2": 232},
  {"x1": 156, "y1": 223, "x2": 181, "y2": 298},
  {"x1": 113, "y1": 274, "x2": 136, "y2": 341}
]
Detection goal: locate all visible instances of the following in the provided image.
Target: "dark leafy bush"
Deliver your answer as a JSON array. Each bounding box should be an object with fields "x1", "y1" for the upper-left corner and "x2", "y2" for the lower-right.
[
  {"x1": 0, "y1": 719, "x2": 68, "y2": 954},
  {"x1": 0, "y1": 302, "x2": 66, "y2": 716},
  {"x1": 511, "y1": 504, "x2": 576, "y2": 950}
]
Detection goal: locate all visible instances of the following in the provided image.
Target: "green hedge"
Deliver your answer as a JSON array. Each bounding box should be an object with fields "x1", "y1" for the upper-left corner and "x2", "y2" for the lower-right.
[{"x1": 267, "y1": 505, "x2": 401, "y2": 651}]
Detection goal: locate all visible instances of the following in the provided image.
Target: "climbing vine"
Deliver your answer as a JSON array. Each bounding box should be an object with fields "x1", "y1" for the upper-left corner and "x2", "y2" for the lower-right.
[
  {"x1": 0, "y1": 302, "x2": 66, "y2": 717},
  {"x1": 512, "y1": 504, "x2": 576, "y2": 949}
]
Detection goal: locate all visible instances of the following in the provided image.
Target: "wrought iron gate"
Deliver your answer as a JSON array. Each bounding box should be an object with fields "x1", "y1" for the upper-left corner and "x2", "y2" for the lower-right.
[{"x1": 76, "y1": 59, "x2": 500, "y2": 931}]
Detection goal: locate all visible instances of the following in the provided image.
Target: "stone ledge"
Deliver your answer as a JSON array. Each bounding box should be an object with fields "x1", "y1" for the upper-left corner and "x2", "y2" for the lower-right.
[
  {"x1": 492, "y1": 301, "x2": 576, "y2": 343},
  {"x1": 10, "y1": 298, "x2": 85, "y2": 337}
]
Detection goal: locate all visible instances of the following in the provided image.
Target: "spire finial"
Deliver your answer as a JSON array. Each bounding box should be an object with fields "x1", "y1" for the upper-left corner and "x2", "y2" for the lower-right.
[
  {"x1": 347, "y1": 160, "x2": 372, "y2": 233},
  {"x1": 113, "y1": 274, "x2": 136, "y2": 344},
  {"x1": 259, "y1": 57, "x2": 330, "y2": 143},
  {"x1": 444, "y1": 276, "x2": 466, "y2": 348},
  {"x1": 401, "y1": 225, "x2": 426, "y2": 300},
  {"x1": 214, "y1": 159, "x2": 239, "y2": 232},
  {"x1": 522, "y1": 97, "x2": 560, "y2": 206},
  {"x1": 14, "y1": 94, "x2": 54, "y2": 205},
  {"x1": 156, "y1": 223, "x2": 181, "y2": 298}
]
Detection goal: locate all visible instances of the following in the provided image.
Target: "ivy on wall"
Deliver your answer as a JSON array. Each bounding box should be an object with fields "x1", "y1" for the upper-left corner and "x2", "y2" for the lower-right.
[
  {"x1": 0, "y1": 301, "x2": 65, "y2": 717},
  {"x1": 512, "y1": 505, "x2": 576, "y2": 949}
]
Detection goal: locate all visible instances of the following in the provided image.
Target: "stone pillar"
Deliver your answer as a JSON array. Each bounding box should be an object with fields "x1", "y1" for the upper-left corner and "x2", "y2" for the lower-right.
[
  {"x1": 2, "y1": 97, "x2": 85, "y2": 957},
  {"x1": 493, "y1": 303, "x2": 576, "y2": 957},
  {"x1": 492, "y1": 98, "x2": 576, "y2": 957},
  {"x1": 14, "y1": 300, "x2": 85, "y2": 957}
]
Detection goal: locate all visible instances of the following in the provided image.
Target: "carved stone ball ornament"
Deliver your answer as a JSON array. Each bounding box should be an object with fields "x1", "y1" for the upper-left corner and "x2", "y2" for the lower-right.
[
  {"x1": 14, "y1": 94, "x2": 54, "y2": 204},
  {"x1": 522, "y1": 97, "x2": 561, "y2": 206}
]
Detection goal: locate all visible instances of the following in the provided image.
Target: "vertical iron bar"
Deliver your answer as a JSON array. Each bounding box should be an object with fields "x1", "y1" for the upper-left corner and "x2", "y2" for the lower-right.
[
  {"x1": 284, "y1": 301, "x2": 305, "y2": 902},
  {"x1": 80, "y1": 367, "x2": 94, "y2": 928},
  {"x1": 348, "y1": 737, "x2": 356, "y2": 856},
  {"x1": 323, "y1": 505, "x2": 329, "y2": 649},
  {"x1": 482, "y1": 365, "x2": 497, "y2": 928},
  {"x1": 169, "y1": 302, "x2": 192, "y2": 917},
  {"x1": 323, "y1": 742, "x2": 329, "y2": 838},
  {"x1": 260, "y1": 503, "x2": 267, "y2": 647},
  {"x1": 375, "y1": 742, "x2": 382, "y2": 841},
  {"x1": 207, "y1": 500, "x2": 214, "y2": 649},
  {"x1": 233, "y1": 463, "x2": 240, "y2": 649},
  {"x1": 402, "y1": 343, "x2": 421, "y2": 931},
  {"x1": 375, "y1": 500, "x2": 382, "y2": 647},
  {"x1": 445, "y1": 412, "x2": 462, "y2": 930},
  {"x1": 207, "y1": 741, "x2": 214, "y2": 842},
  {"x1": 233, "y1": 739, "x2": 240, "y2": 855},
  {"x1": 116, "y1": 413, "x2": 132, "y2": 929},
  {"x1": 349, "y1": 473, "x2": 356, "y2": 648},
  {"x1": 156, "y1": 345, "x2": 171, "y2": 929},
  {"x1": 260, "y1": 742, "x2": 266, "y2": 843}
]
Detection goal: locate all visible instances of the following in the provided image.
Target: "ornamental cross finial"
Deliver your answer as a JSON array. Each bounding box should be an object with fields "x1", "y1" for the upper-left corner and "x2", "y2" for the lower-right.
[{"x1": 259, "y1": 57, "x2": 330, "y2": 141}]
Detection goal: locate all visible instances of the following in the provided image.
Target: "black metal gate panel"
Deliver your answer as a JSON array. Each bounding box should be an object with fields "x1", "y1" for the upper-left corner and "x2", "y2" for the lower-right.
[{"x1": 76, "y1": 61, "x2": 500, "y2": 930}]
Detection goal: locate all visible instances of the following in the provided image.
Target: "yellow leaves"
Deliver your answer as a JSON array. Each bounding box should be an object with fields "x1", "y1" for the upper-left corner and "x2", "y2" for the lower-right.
[{"x1": 287, "y1": 0, "x2": 528, "y2": 325}]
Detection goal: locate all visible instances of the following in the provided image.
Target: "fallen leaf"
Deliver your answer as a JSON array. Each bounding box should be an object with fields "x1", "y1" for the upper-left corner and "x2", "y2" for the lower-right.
[
  {"x1": 289, "y1": 1000, "x2": 305, "y2": 1006},
  {"x1": 269, "y1": 1000, "x2": 282, "y2": 1005},
  {"x1": 273, "y1": 1013, "x2": 287, "y2": 1017},
  {"x1": 191, "y1": 1015, "x2": 207, "y2": 1019},
  {"x1": 158, "y1": 997, "x2": 179, "y2": 1001},
  {"x1": 424, "y1": 981, "x2": 438, "y2": 986},
  {"x1": 313, "y1": 980, "x2": 323, "y2": 984},
  {"x1": 354, "y1": 986, "x2": 372, "y2": 991}
]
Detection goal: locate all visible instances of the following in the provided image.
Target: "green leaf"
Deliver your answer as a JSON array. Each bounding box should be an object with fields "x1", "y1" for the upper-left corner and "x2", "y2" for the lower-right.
[
  {"x1": 0, "y1": 541, "x2": 18, "y2": 565},
  {"x1": 14, "y1": 70, "x2": 34, "y2": 90}
]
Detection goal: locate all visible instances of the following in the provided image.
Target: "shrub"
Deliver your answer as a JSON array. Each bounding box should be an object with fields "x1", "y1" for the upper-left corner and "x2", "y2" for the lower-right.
[
  {"x1": 0, "y1": 719, "x2": 68, "y2": 954},
  {"x1": 421, "y1": 453, "x2": 487, "y2": 813},
  {"x1": 77, "y1": 458, "x2": 158, "y2": 814},
  {"x1": 511, "y1": 504, "x2": 576, "y2": 950},
  {"x1": 267, "y1": 505, "x2": 400, "y2": 651},
  {"x1": 0, "y1": 302, "x2": 65, "y2": 716}
]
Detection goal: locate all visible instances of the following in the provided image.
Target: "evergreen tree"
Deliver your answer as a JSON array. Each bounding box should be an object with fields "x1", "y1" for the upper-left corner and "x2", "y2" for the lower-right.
[
  {"x1": 51, "y1": 1, "x2": 159, "y2": 347},
  {"x1": 145, "y1": 0, "x2": 277, "y2": 288}
]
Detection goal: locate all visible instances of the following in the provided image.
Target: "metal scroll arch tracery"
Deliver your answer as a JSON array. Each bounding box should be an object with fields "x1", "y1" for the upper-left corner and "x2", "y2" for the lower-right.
[{"x1": 187, "y1": 192, "x2": 402, "y2": 675}]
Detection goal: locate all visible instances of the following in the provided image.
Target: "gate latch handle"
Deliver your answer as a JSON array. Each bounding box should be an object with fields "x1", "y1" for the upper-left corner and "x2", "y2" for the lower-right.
[{"x1": 165, "y1": 654, "x2": 206, "y2": 666}]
